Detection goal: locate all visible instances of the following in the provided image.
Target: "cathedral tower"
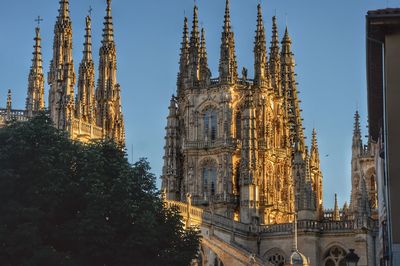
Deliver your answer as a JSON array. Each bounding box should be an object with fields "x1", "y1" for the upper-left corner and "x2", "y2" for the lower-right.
[
  {"x1": 96, "y1": 0, "x2": 125, "y2": 145},
  {"x1": 48, "y1": 0, "x2": 76, "y2": 131}
]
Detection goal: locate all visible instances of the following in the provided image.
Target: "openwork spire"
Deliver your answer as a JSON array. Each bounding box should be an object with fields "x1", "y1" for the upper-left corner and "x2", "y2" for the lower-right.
[
  {"x1": 333, "y1": 193, "x2": 340, "y2": 221},
  {"x1": 281, "y1": 27, "x2": 305, "y2": 152},
  {"x1": 219, "y1": 0, "x2": 238, "y2": 84},
  {"x1": 26, "y1": 26, "x2": 45, "y2": 116},
  {"x1": 353, "y1": 110, "x2": 361, "y2": 136},
  {"x1": 83, "y1": 16, "x2": 93, "y2": 62},
  {"x1": 269, "y1": 16, "x2": 281, "y2": 93},
  {"x1": 254, "y1": 3, "x2": 267, "y2": 86},
  {"x1": 177, "y1": 16, "x2": 189, "y2": 94},
  {"x1": 223, "y1": 0, "x2": 231, "y2": 32},
  {"x1": 199, "y1": 28, "x2": 211, "y2": 86},
  {"x1": 188, "y1": 4, "x2": 201, "y2": 85},
  {"x1": 102, "y1": 0, "x2": 114, "y2": 44},
  {"x1": 58, "y1": 0, "x2": 70, "y2": 20},
  {"x1": 77, "y1": 15, "x2": 95, "y2": 124}
]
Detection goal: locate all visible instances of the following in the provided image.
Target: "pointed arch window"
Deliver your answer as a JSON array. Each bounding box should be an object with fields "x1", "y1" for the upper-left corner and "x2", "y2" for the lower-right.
[
  {"x1": 204, "y1": 109, "x2": 217, "y2": 141},
  {"x1": 235, "y1": 111, "x2": 242, "y2": 140},
  {"x1": 203, "y1": 165, "x2": 217, "y2": 197}
]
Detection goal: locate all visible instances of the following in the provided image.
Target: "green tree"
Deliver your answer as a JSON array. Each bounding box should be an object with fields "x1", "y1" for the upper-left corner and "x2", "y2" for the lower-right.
[{"x1": 0, "y1": 112, "x2": 200, "y2": 266}]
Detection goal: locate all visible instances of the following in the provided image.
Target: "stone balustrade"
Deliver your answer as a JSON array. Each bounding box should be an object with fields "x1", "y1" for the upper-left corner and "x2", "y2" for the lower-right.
[{"x1": 165, "y1": 199, "x2": 378, "y2": 236}]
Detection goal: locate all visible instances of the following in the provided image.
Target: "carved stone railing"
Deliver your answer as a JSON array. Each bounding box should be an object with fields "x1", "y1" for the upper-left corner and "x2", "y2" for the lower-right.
[
  {"x1": 183, "y1": 138, "x2": 238, "y2": 150},
  {"x1": 0, "y1": 108, "x2": 28, "y2": 125},
  {"x1": 165, "y1": 199, "x2": 378, "y2": 236},
  {"x1": 72, "y1": 118, "x2": 103, "y2": 140}
]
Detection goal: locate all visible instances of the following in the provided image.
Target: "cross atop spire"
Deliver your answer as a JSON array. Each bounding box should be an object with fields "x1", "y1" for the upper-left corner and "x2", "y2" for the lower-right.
[{"x1": 35, "y1": 16, "x2": 43, "y2": 27}]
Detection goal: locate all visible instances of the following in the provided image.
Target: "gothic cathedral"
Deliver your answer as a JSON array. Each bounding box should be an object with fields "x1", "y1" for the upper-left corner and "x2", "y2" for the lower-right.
[
  {"x1": 162, "y1": 1, "x2": 378, "y2": 265},
  {"x1": 0, "y1": 0, "x2": 125, "y2": 145}
]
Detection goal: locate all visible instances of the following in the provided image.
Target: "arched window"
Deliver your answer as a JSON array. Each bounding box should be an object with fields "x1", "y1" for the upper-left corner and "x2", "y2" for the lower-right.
[
  {"x1": 323, "y1": 246, "x2": 348, "y2": 266},
  {"x1": 236, "y1": 111, "x2": 242, "y2": 140},
  {"x1": 204, "y1": 109, "x2": 217, "y2": 141},
  {"x1": 203, "y1": 165, "x2": 217, "y2": 197},
  {"x1": 264, "y1": 248, "x2": 286, "y2": 266}
]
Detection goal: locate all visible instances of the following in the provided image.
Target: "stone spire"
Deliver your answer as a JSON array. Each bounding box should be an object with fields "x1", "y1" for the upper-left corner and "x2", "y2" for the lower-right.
[
  {"x1": 6, "y1": 89, "x2": 12, "y2": 113},
  {"x1": 177, "y1": 17, "x2": 189, "y2": 96},
  {"x1": 352, "y1": 110, "x2": 363, "y2": 157},
  {"x1": 26, "y1": 26, "x2": 45, "y2": 117},
  {"x1": 199, "y1": 28, "x2": 211, "y2": 87},
  {"x1": 269, "y1": 16, "x2": 281, "y2": 94},
  {"x1": 103, "y1": 0, "x2": 114, "y2": 44},
  {"x1": 253, "y1": 4, "x2": 268, "y2": 87},
  {"x1": 309, "y1": 129, "x2": 323, "y2": 217},
  {"x1": 96, "y1": 0, "x2": 125, "y2": 145},
  {"x1": 161, "y1": 95, "x2": 182, "y2": 201},
  {"x1": 281, "y1": 27, "x2": 305, "y2": 153},
  {"x1": 333, "y1": 193, "x2": 340, "y2": 221},
  {"x1": 219, "y1": 0, "x2": 238, "y2": 84},
  {"x1": 187, "y1": 4, "x2": 201, "y2": 87},
  {"x1": 48, "y1": 0, "x2": 76, "y2": 131},
  {"x1": 76, "y1": 16, "x2": 96, "y2": 124}
]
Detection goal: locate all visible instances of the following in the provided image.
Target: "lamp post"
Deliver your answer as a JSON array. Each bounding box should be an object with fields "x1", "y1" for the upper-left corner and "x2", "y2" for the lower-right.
[{"x1": 345, "y1": 249, "x2": 360, "y2": 266}]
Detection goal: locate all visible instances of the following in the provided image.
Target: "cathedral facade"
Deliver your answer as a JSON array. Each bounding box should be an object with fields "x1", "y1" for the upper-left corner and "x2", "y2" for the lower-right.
[
  {"x1": 162, "y1": 1, "x2": 379, "y2": 265},
  {"x1": 0, "y1": 0, "x2": 125, "y2": 145}
]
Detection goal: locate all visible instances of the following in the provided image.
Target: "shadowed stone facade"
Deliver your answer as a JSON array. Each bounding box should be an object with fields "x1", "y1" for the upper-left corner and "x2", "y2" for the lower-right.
[{"x1": 162, "y1": 1, "x2": 379, "y2": 265}]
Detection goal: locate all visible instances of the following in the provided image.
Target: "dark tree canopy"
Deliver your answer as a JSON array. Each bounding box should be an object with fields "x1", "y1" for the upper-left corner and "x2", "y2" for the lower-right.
[{"x1": 0, "y1": 113, "x2": 200, "y2": 266}]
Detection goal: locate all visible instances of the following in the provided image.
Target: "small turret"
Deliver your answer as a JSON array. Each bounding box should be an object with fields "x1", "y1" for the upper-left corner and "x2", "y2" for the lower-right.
[
  {"x1": 333, "y1": 193, "x2": 340, "y2": 221},
  {"x1": 219, "y1": 0, "x2": 238, "y2": 84},
  {"x1": 161, "y1": 95, "x2": 181, "y2": 201}
]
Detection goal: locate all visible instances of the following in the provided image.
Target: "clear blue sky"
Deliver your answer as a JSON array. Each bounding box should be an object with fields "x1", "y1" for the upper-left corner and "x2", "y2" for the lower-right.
[{"x1": 0, "y1": 0, "x2": 394, "y2": 208}]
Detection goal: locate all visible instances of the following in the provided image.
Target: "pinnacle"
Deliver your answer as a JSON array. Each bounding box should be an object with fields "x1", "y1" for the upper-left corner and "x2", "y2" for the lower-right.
[
  {"x1": 223, "y1": 0, "x2": 231, "y2": 32},
  {"x1": 58, "y1": 0, "x2": 70, "y2": 20},
  {"x1": 102, "y1": 0, "x2": 114, "y2": 44}
]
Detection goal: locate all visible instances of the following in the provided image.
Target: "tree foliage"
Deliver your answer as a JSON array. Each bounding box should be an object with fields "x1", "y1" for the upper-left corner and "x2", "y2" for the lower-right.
[{"x1": 0, "y1": 112, "x2": 200, "y2": 266}]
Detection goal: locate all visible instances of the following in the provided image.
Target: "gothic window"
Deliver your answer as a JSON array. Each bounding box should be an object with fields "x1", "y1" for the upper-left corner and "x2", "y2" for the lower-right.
[
  {"x1": 235, "y1": 111, "x2": 242, "y2": 140},
  {"x1": 323, "y1": 246, "x2": 348, "y2": 266},
  {"x1": 204, "y1": 109, "x2": 217, "y2": 141},
  {"x1": 203, "y1": 165, "x2": 217, "y2": 197},
  {"x1": 264, "y1": 249, "x2": 286, "y2": 266},
  {"x1": 267, "y1": 253, "x2": 285, "y2": 266}
]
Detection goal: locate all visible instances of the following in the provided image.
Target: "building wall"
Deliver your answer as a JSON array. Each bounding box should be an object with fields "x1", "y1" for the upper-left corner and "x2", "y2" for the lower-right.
[{"x1": 384, "y1": 33, "x2": 400, "y2": 266}]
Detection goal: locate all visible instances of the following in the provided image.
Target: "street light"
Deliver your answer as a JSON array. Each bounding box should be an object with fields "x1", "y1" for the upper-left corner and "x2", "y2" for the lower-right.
[{"x1": 345, "y1": 249, "x2": 360, "y2": 266}]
